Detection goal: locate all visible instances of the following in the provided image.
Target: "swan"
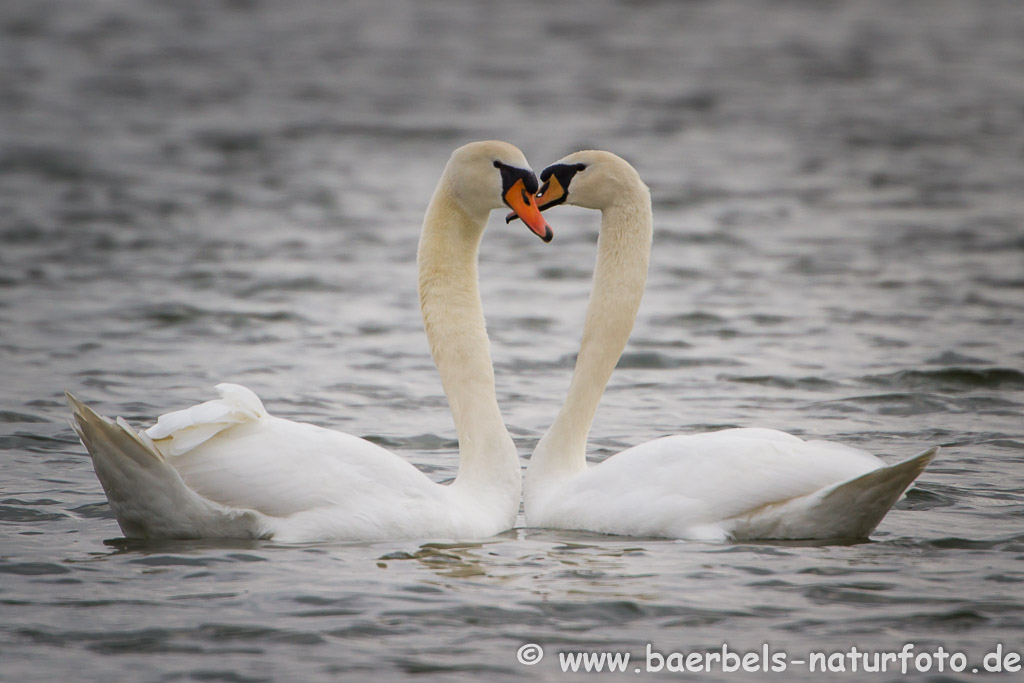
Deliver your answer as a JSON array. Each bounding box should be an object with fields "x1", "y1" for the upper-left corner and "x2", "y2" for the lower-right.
[
  {"x1": 67, "y1": 140, "x2": 553, "y2": 542},
  {"x1": 513, "y1": 150, "x2": 938, "y2": 541}
]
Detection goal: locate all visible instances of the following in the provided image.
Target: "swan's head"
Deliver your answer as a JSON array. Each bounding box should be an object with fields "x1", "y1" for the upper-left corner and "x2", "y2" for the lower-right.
[
  {"x1": 535, "y1": 150, "x2": 646, "y2": 212},
  {"x1": 444, "y1": 141, "x2": 552, "y2": 242}
]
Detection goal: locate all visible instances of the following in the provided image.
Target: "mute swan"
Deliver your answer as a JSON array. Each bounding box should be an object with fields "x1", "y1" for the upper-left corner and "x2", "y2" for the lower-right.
[
  {"x1": 513, "y1": 150, "x2": 937, "y2": 541},
  {"x1": 67, "y1": 140, "x2": 552, "y2": 542}
]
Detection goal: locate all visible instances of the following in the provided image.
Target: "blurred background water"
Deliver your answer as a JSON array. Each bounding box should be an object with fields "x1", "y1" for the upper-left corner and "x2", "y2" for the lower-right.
[{"x1": 2, "y1": 0, "x2": 1023, "y2": 679}]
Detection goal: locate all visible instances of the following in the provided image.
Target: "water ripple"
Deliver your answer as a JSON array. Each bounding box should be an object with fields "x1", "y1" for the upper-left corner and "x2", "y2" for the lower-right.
[
  {"x1": 865, "y1": 367, "x2": 1024, "y2": 392},
  {"x1": 0, "y1": 562, "x2": 71, "y2": 575}
]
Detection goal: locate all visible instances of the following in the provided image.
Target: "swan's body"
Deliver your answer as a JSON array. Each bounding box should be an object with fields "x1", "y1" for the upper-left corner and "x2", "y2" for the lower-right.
[
  {"x1": 521, "y1": 151, "x2": 937, "y2": 541},
  {"x1": 69, "y1": 140, "x2": 552, "y2": 542}
]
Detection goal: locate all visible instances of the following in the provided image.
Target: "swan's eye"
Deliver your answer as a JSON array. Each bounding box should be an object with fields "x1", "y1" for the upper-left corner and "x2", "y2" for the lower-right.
[
  {"x1": 537, "y1": 180, "x2": 551, "y2": 198},
  {"x1": 575, "y1": 163, "x2": 587, "y2": 172},
  {"x1": 494, "y1": 161, "x2": 539, "y2": 195}
]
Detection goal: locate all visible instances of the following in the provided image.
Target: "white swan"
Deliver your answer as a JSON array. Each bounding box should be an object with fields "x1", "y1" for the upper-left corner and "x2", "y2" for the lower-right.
[
  {"x1": 67, "y1": 140, "x2": 553, "y2": 542},
  {"x1": 516, "y1": 150, "x2": 937, "y2": 541}
]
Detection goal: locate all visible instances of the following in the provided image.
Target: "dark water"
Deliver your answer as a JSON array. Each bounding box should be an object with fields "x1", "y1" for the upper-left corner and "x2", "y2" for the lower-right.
[{"x1": 2, "y1": 0, "x2": 1023, "y2": 679}]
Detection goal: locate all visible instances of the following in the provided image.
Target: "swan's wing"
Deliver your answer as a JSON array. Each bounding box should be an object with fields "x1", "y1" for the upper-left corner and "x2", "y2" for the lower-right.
[
  {"x1": 531, "y1": 429, "x2": 887, "y2": 539},
  {"x1": 167, "y1": 416, "x2": 445, "y2": 520},
  {"x1": 142, "y1": 385, "x2": 447, "y2": 522}
]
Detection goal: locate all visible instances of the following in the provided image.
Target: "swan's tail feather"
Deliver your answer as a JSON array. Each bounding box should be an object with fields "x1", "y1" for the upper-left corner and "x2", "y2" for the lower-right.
[
  {"x1": 67, "y1": 392, "x2": 270, "y2": 540},
  {"x1": 808, "y1": 446, "x2": 938, "y2": 538},
  {"x1": 730, "y1": 446, "x2": 939, "y2": 541}
]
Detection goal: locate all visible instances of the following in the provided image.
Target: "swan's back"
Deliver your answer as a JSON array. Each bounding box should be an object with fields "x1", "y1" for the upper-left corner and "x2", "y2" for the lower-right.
[
  {"x1": 70, "y1": 385, "x2": 491, "y2": 542},
  {"x1": 528, "y1": 428, "x2": 895, "y2": 540},
  {"x1": 170, "y1": 417, "x2": 446, "y2": 517}
]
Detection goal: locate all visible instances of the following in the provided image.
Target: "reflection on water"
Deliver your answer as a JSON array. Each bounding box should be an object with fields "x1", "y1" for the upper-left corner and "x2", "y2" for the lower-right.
[
  {"x1": 380, "y1": 542, "x2": 495, "y2": 580},
  {"x1": 2, "y1": 0, "x2": 1024, "y2": 679}
]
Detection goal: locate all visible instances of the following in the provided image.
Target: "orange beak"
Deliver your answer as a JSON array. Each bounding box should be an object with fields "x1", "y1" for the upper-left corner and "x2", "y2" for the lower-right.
[
  {"x1": 504, "y1": 178, "x2": 552, "y2": 243},
  {"x1": 505, "y1": 174, "x2": 567, "y2": 226},
  {"x1": 534, "y1": 174, "x2": 567, "y2": 211}
]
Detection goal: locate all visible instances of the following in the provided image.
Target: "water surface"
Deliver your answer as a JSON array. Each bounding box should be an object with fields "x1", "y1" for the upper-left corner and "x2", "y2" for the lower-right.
[{"x1": 2, "y1": 0, "x2": 1023, "y2": 679}]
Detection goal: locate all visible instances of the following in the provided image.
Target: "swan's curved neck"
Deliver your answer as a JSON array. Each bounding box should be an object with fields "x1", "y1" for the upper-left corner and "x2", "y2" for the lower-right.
[
  {"x1": 529, "y1": 183, "x2": 652, "y2": 483},
  {"x1": 417, "y1": 182, "x2": 520, "y2": 498}
]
